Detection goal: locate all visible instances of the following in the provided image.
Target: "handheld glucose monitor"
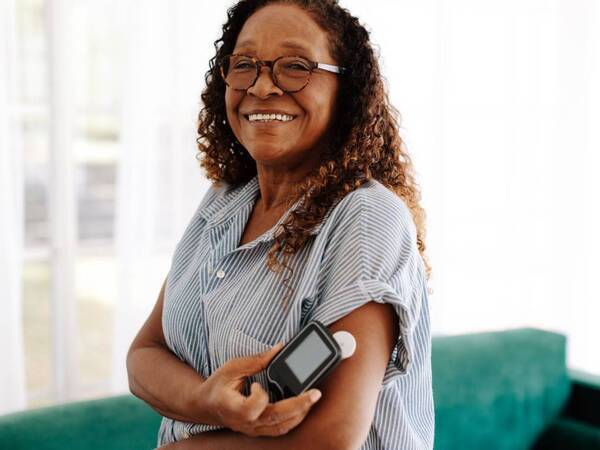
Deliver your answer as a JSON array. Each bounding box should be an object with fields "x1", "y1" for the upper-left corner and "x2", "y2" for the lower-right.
[{"x1": 266, "y1": 320, "x2": 356, "y2": 400}]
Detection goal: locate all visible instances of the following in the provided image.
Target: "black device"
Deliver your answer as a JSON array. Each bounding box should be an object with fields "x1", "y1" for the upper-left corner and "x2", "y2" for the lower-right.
[{"x1": 266, "y1": 320, "x2": 355, "y2": 400}]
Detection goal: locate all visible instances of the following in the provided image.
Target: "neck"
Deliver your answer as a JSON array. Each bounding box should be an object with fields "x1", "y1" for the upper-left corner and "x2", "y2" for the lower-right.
[{"x1": 257, "y1": 195, "x2": 291, "y2": 213}]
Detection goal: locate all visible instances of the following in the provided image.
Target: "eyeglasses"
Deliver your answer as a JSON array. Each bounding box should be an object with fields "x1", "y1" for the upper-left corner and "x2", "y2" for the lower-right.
[{"x1": 219, "y1": 53, "x2": 347, "y2": 93}]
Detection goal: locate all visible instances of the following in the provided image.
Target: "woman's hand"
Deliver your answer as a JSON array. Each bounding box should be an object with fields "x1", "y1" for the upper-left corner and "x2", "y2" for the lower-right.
[{"x1": 199, "y1": 342, "x2": 323, "y2": 437}]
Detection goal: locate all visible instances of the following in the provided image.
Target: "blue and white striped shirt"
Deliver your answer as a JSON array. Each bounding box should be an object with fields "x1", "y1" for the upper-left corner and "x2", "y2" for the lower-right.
[{"x1": 157, "y1": 174, "x2": 434, "y2": 449}]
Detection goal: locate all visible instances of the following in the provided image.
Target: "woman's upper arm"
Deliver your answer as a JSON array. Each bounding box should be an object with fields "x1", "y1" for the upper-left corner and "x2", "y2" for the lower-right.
[
  {"x1": 287, "y1": 300, "x2": 398, "y2": 450},
  {"x1": 128, "y1": 275, "x2": 168, "y2": 351}
]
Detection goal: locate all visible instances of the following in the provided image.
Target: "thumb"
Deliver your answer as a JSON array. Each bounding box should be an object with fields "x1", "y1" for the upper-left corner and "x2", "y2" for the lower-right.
[{"x1": 233, "y1": 342, "x2": 284, "y2": 376}]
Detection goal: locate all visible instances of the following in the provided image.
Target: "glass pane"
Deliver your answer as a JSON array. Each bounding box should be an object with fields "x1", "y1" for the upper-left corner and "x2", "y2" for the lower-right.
[
  {"x1": 74, "y1": 112, "x2": 120, "y2": 165},
  {"x1": 76, "y1": 254, "x2": 116, "y2": 387},
  {"x1": 74, "y1": 111, "x2": 119, "y2": 244},
  {"x1": 78, "y1": 112, "x2": 120, "y2": 144},
  {"x1": 76, "y1": 162, "x2": 117, "y2": 243},
  {"x1": 72, "y1": 0, "x2": 123, "y2": 112},
  {"x1": 23, "y1": 112, "x2": 50, "y2": 247},
  {"x1": 22, "y1": 259, "x2": 53, "y2": 408},
  {"x1": 16, "y1": 0, "x2": 48, "y2": 104}
]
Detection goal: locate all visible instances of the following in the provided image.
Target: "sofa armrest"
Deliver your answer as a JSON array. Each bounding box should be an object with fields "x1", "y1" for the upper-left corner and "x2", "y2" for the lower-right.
[
  {"x1": 533, "y1": 418, "x2": 600, "y2": 450},
  {"x1": 564, "y1": 370, "x2": 600, "y2": 427}
]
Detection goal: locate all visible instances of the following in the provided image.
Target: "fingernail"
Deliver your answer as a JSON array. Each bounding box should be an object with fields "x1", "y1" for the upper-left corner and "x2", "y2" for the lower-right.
[{"x1": 309, "y1": 389, "x2": 322, "y2": 402}]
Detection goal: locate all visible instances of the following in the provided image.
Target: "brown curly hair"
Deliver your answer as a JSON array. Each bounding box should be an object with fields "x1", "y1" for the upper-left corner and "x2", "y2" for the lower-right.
[{"x1": 196, "y1": 0, "x2": 432, "y2": 304}]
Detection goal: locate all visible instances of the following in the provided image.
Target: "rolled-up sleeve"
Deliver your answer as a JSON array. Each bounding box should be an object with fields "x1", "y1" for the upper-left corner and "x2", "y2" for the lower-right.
[{"x1": 307, "y1": 188, "x2": 425, "y2": 383}]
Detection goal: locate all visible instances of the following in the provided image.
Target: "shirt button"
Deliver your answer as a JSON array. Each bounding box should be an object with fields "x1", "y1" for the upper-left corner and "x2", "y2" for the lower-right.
[{"x1": 216, "y1": 269, "x2": 225, "y2": 278}]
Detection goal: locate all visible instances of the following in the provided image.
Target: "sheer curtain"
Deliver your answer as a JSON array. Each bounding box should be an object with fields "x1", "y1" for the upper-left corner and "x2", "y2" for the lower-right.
[
  {"x1": 111, "y1": 0, "x2": 222, "y2": 392},
  {"x1": 0, "y1": 0, "x2": 27, "y2": 414},
  {"x1": 342, "y1": 0, "x2": 600, "y2": 373}
]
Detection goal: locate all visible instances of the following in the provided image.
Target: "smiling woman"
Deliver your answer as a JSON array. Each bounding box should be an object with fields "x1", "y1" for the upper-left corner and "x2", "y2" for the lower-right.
[
  {"x1": 223, "y1": 3, "x2": 343, "y2": 186},
  {"x1": 126, "y1": 1, "x2": 434, "y2": 449}
]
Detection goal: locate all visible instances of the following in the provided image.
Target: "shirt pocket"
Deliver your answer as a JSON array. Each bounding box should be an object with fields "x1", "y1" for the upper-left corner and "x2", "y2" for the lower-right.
[{"x1": 227, "y1": 327, "x2": 278, "y2": 402}]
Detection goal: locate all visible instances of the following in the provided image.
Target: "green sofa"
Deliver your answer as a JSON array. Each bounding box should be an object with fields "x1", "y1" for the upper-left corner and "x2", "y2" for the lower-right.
[{"x1": 1, "y1": 328, "x2": 598, "y2": 449}]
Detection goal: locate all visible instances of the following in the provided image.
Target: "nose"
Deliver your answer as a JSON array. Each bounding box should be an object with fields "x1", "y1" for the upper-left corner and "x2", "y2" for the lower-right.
[{"x1": 247, "y1": 65, "x2": 283, "y2": 98}]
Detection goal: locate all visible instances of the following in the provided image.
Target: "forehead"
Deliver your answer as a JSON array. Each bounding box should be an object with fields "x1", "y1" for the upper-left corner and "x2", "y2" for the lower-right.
[{"x1": 234, "y1": 3, "x2": 332, "y2": 61}]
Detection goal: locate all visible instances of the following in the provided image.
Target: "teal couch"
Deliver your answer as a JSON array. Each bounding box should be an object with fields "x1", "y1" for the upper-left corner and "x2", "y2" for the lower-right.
[{"x1": 1, "y1": 328, "x2": 598, "y2": 449}]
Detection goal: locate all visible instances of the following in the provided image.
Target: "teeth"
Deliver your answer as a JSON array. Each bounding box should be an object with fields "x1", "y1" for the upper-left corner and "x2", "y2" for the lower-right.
[{"x1": 248, "y1": 113, "x2": 295, "y2": 122}]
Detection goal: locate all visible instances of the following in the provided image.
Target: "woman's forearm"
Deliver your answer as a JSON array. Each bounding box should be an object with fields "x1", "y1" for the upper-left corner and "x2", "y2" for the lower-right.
[
  {"x1": 126, "y1": 344, "x2": 219, "y2": 425},
  {"x1": 159, "y1": 425, "x2": 338, "y2": 450},
  {"x1": 159, "y1": 429, "x2": 297, "y2": 450}
]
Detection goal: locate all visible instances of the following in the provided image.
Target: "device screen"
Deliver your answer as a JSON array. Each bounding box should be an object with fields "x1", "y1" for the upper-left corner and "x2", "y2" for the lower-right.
[{"x1": 284, "y1": 330, "x2": 332, "y2": 384}]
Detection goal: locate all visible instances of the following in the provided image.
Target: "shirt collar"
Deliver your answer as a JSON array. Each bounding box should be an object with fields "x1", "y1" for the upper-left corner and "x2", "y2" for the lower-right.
[{"x1": 199, "y1": 174, "x2": 327, "y2": 244}]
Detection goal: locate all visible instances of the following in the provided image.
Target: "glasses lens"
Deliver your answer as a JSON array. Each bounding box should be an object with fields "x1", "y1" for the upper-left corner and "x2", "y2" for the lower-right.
[
  {"x1": 220, "y1": 55, "x2": 311, "y2": 91},
  {"x1": 274, "y1": 56, "x2": 311, "y2": 91},
  {"x1": 221, "y1": 55, "x2": 257, "y2": 90}
]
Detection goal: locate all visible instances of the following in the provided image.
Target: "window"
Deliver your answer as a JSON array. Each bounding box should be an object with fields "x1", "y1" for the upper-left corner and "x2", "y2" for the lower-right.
[{"x1": 19, "y1": 0, "x2": 121, "y2": 408}]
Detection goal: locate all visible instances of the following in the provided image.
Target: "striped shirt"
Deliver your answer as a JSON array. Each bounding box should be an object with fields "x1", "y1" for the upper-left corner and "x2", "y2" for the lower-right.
[{"x1": 156, "y1": 174, "x2": 434, "y2": 449}]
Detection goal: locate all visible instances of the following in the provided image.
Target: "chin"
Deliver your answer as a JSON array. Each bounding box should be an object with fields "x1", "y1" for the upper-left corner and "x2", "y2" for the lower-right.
[{"x1": 246, "y1": 146, "x2": 289, "y2": 160}]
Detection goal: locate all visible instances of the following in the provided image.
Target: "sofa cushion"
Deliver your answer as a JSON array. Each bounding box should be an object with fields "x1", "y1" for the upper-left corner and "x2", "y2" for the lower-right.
[
  {"x1": 432, "y1": 328, "x2": 571, "y2": 450},
  {"x1": 0, "y1": 394, "x2": 162, "y2": 450}
]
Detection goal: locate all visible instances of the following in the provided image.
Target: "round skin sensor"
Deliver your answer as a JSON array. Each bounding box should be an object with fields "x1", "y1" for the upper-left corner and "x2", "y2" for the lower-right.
[{"x1": 333, "y1": 330, "x2": 356, "y2": 359}]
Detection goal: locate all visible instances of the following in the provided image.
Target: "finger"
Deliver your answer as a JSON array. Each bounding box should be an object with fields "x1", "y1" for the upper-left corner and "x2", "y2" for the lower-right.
[
  {"x1": 226, "y1": 342, "x2": 284, "y2": 377},
  {"x1": 219, "y1": 381, "x2": 266, "y2": 421},
  {"x1": 258, "y1": 389, "x2": 322, "y2": 426},
  {"x1": 252, "y1": 411, "x2": 308, "y2": 437},
  {"x1": 241, "y1": 382, "x2": 270, "y2": 421}
]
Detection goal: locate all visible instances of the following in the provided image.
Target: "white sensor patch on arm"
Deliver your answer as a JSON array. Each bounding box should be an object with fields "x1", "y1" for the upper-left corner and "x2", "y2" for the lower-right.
[{"x1": 333, "y1": 330, "x2": 356, "y2": 359}]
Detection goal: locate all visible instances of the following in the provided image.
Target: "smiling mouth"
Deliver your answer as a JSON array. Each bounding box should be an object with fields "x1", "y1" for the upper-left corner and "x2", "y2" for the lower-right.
[{"x1": 243, "y1": 114, "x2": 298, "y2": 124}]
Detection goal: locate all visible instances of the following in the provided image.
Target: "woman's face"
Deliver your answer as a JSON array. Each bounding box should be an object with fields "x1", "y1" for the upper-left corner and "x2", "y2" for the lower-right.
[{"x1": 225, "y1": 3, "x2": 340, "y2": 169}]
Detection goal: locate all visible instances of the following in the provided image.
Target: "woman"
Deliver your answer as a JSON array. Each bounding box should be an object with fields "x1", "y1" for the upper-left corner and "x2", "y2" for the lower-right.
[{"x1": 126, "y1": 0, "x2": 434, "y2": 449}]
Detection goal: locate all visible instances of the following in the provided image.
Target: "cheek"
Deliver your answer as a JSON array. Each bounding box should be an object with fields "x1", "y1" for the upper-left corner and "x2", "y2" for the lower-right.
[
  {"x1": 306, "y1": 97, "x2": 336, "y2": 132},
  {"x1": 302, "y1": 82, "x2": 338, "y2": 128},
  {"x1": 225, "y1": 90, "x2": 243, "y2": 118},
  {"x1": 225, "y1": 90, "x2": 245, "y2": 129}
]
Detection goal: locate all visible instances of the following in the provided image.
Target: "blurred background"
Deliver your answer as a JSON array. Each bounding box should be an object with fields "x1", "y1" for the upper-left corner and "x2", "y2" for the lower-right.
[{"x1": 1, "y1": 0, "x2": 598, "y2": 415}]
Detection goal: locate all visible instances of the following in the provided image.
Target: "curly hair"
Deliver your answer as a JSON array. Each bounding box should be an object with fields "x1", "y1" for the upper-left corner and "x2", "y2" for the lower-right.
[{"x1": 196, "y1": 0, "x2": 433, "y2": 305}]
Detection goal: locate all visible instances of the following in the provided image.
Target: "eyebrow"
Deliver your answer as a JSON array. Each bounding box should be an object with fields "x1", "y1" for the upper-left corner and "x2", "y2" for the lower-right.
[{"x1": 235, "y1": 39, "x2": 312, "y2": 54}]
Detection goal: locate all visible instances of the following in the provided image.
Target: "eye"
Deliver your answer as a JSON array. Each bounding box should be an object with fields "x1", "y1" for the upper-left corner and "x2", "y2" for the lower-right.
[
  {"x1": 233, "y1": 62, "x2": 254, "y2": 69},
  {"x1": 283, "y1": 61, "x2": 310, "y2": 72},
  {"x1": 229, "y1": 55, "x2": 255, "y2": 71},
  {"x1": 290, "y1": 63, "x2": 309, "y2": 70}
]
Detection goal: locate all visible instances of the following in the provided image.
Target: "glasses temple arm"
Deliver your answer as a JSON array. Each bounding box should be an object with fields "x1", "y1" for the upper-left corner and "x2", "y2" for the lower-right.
[{"x1": 316, "y1": 62, "x2": 346, "y2": 74}]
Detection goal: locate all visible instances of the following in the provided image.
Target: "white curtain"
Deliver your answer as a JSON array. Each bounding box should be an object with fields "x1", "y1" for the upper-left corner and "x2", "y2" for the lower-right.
[
  {"x1": 342, "y1": 0, "x2": 600, "y2": 373},
  {"x1": 0, "y1": 0, "x2": 27, "y2": 414},
  {"x1": 111, "y1": 0, "x2": 222, "y2": 392}
]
